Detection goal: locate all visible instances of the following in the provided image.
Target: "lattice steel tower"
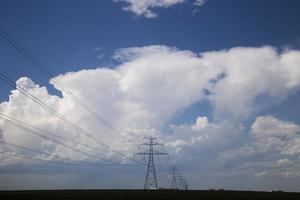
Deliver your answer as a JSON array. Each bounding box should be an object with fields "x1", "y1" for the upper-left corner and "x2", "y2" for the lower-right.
[
  {"x1": 134, "y1": 137, "x2": 168, "y2": 189},
  {"x1": 169, "y1": 166, "x2": 179, "y2": 189},
  {"x1": 168, "y1": 166, "x2": 188, "y2": 190}
]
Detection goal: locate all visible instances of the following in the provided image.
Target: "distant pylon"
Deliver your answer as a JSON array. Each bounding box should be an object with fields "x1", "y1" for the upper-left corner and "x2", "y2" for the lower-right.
[
  {"x1": 169, "y1": 166, "x2": 179, "y2": 189},
  {"x1": 168, "y1": 166, "x2": 188, "y2": 190},
  {"x1": 178, "y1": 175, "x2": 188, "y2": 190},
  {"x1": 134, "y1": 137, "x2": 168, "y2": 189}
]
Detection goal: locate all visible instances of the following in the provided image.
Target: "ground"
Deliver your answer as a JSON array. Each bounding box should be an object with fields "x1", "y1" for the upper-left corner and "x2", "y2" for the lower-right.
[{"x1": 1, "y1": 190, "x2": 300, "y2": 200}]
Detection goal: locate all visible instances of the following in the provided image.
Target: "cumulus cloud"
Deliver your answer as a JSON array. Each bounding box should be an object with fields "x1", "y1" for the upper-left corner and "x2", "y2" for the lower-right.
[
  {"x1": 218, "y1": 116, "x2": 300, "y2": 178},
  {"x1": 114, "y1": 0, "x2": 206, "y2": 18},
  {"x1": 166, "y1": 116, "x2": 244, "y2": 158},
  {"x1": 252, "y1": 115, "x2": 300, "y2": 137},
  {"x1": 250, "y1": 116, "x2": 300, "y2": 156},
  {"x1": 191, "y1": 116, "x2": 209, "y2": 130},
  {"x1": 164, "y1": 114, "x2": 300, "y2": 180},
  {"x1": 277, "y1": 159, "x2": 292, "y2": 167},
  {"x1": 114, "y1": 45, "x2": 300, "y2": 119},
  {"x1": 202, "y1": 47, "x2": 300, "y2": 118},
  {"x1": 134, "y1": 46, "x2": 298, "y2": 118},
  {"x1": 1, "y1": 45, "x2": 300, "y2": 182},
  {"x1": 165, "y1": 114, "x2": 300, "y2": 179},
  {"x1": 193, "y1": 0, "x2": 205, "y2": 7}
]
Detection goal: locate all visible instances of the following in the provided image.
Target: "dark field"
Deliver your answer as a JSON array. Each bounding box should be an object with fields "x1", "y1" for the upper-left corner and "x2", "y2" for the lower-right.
[{"x1": 1, "y1": 190, "x2": 300, "y2": 200}]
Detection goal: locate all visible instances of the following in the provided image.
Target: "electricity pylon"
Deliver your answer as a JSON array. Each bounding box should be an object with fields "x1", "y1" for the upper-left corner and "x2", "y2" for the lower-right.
[
  {"x1": 178, "y1": 175, "x2": 188, "y2": 190},
  {"x1": 168, "y1": 166, "x2": 188, "y2": 190},
  {"x1": 169, "y1": 166, "x2": 179, "y2": 189},
  {"x1": 134, "y1": 137, "x2": 168, "y2": 189}
]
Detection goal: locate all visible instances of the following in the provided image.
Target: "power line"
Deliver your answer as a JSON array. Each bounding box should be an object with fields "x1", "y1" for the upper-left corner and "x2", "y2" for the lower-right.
[
  {"x1": 0, "y1": 114, "x2": 144, "y2": 167},
  {"x1": 0, "y1": 26, "x2": 180, "y2": 189},
  {"x1": 0, "y1": 73, "x2": 95, "y2": 139},
  {"x1": 0, "y1": 113, "x2": 140, "y2": 166},
  {"x1": 0, "y1": 141, "x2": 118, "y2": 167},
  {"x1": 0, "y1": 112, "x2": 103, "y2": 152},
  {"x1": 0, "y1": 151, "x2": 98, "y2": 167},
  {"x1": 0, "y1": 73, "x2": 140, "y2": 164},
  {"x1": 0, "y1": 26, "x2": 137, "y2": 146},
  {"x1": 0, "y1": 115, "x2": 135, "y2": 166}
]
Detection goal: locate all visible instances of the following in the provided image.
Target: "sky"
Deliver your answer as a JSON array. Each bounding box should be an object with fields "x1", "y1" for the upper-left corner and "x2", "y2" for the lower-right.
[{"x1": 0, "y1": 0, "x2": 300, "y2": 191}]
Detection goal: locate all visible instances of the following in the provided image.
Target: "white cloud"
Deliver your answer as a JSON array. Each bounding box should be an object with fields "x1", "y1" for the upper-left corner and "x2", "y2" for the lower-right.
[
  {"x1": 218, "y1": 116, "x2": 300, "y2": 178},
  {"x1": 193, "y1": 0, "x2": 205, "y2": 7},
  {"x1": 97, "y1": 54, "x2": 104, "y2": 59},
  {"x1": 202, "y1": 46, "x2": 300, "y2": 118},
  {"x1": 94, "y1": 46, "x2": 104, "y2": 59},
  {"x1": 191, "y1": 116, "x2": 209, "y2": 130},
  {"x1": 277, "y1": 159, "x2": 292, "y2": 167},
  {"x1": 252, "y1": 115, "x2": 300, "y2": 138},
  {"x1": 167, "y1": 116, "x2": 244, "y2": 157},
  {"x1": 114, "y1": 0, "x2": 206, "y2": 18},
  {"x1": 250, "y1": 116, "x2": 300, "y2": 156},
  {"x1": 227, "y1": 116, "x2": 300, "y2": 158},
  {"x1": 254, "y1": 171, "x2": 267, "y2": 177},
  {"x1": 1, "y1": 45, "x2": 300, "y2": 180},
  {"x1": 113, "y1": 45, "x2": 300, "y2": 119},
  {"x1": 94, "y1": 47, "x2": 102, "y2": 51}
]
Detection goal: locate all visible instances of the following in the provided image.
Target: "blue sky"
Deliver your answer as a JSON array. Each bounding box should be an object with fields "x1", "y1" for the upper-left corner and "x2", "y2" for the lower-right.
[
  {"x1": 1, "y1": 0, "x2": 299, "y2": 85},
  {"x1": 1, "y1": 0, "x2": 300, "y2": 191}
]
